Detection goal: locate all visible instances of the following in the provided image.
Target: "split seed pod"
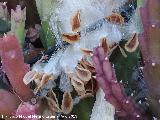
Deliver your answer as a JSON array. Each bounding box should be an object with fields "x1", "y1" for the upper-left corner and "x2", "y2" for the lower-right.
[
  {"x1": 75, "y1": 66, "x2": 91, "y2": 83},
  {"x1": 118, "y1": 45, "x2": 127, "y2": 58},
  {"x1": 48, "y1": 90, "x2": 59, "y2": 106},
  {"x1": 46, "y1": 97, "x2": 61, "y2": 113},
  {"x1": 105, "y1": 13, "x2": 124, "y2": 24},
  {"x1": 125, "y1": 33, "x2": 139, "y2": 52},
  {"x1": 23, "y1": 71, "x2": 37, "y2": 85},
  {"x1": 71, "y1": 10, "x2": 81, "y2": 32},
  {"x1": 62, "y1": 33, "x2": 80, "y2": 44},
  {"x1": 37, "y1": 74, "x2": 54, "y2": 90},
  {"x1": 71, "y1": 75, "x2": 86, "y2": 96},
  {"x1": 80, "y1": 59, "x2": 95, "y2": 73},
  {"x1": 80, "y1": 48, "x2": 93, "y2": 56},
  {"x1": 33, "y1": 72, "x2": 44, "y2": 85},
  {"x1": 61, "y1": 92, "x2": 73, "y2": 114}
]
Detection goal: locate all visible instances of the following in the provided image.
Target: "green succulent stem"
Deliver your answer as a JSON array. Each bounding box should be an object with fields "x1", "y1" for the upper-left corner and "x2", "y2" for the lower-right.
[
  {"x1": 39, "y1": 21, "x2": 55, "y2": 49},
  {"x1": 11, "y1": 22, "x2": 25, "y2": 46}
]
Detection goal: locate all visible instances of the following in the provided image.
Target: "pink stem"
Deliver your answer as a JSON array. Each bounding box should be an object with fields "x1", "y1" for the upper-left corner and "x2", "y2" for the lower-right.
[
  {"x1": 92, "y1": 46, "x2": 148, "y2": 120},
  {"x1": 0, "y1": 35, "x2": 33, "y2": 101}
]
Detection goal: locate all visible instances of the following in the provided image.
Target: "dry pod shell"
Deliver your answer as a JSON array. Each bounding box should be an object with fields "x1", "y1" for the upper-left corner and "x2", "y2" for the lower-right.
[
  {"x1": 75, "y1": 66, "x2": 91, "y2": 83},
  {"x1": 71, "y1": 75, "x2": 86, "y2": 96},
  {"x1": 23, "y1": 71, "x2": 37, "y2": 85},
  {"x1": 108, "y1": 43, "x2": 118, "y2": 56},
  {"x1": 61, "y1": 92, "x2": 73, "y2": 114},
  {"x1": 48, "y1": 90, "x2": 59, "y2": 105},
  {"x1": 118, "y1": 45, "x2": 127, "y2": 58},
  {"x1": 85, "y1": 78, "x2": 97, "y2": 94},
  {"x1": 80, "y1": 48, "x2": 93, "y2": 56},
  {"x1": 62, "y1": 33, "x2": 80, "y2": 44},
  {"x1": 80, "y1": 59, "x2": 95, "y2": 73},
  {"x1": 46, "y1": 97, "x2": 61, "y2": 113},
  {"x1": 71, "y1": 10, "x2": 81, "y2": 32},
  {"x1": 105, "y1": 13, "x2": 124, "y2": 24},
  {"x1": 34, "y1": 72, "x2": 44, "y2": 85},
  {"x1": 125, "y1": 33, "x2": 139, "y2": 52},
  {"x1": 71, "y1": 75, "x2": 85, "y2": 91},
  {"x1": 37, "y1": 74, "x2": 54, "y2": 90}
]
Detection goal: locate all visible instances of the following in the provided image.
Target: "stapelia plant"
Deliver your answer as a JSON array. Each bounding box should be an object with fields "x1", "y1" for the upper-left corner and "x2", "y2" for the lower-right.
[
  {"x1": 0, "y1": 35, "x2": 33, "y2": 101},
  {"x1": 92, "y1": 46, "x2": 148, "y2": 120},
  {"x1": 139, "y1": 0, "x2": 160, "y2": 118}
]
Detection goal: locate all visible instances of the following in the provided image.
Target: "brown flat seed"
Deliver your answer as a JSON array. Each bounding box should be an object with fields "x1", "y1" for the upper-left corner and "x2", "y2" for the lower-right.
[
  {"x1": 71, "y1": 10, "x2": 81, "y2": 32},
  {"x1": 62, "y1": 33, "x2": 80, "y2": 44},
  {"x1": 105, "y1": 13, "x2": 124, "y2": 24}
]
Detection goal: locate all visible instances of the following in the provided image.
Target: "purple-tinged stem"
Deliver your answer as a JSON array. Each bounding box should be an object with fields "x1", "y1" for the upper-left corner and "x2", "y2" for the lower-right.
[
  {"x1": 92, "y1": 46, "x2": 148, "y2": 120},
  {"x1": 139, "y1": 0, "x2": 160, "y2": 117}
]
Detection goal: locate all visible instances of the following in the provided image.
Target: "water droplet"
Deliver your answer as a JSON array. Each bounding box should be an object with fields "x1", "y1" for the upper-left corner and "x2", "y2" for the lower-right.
[
  {"x1": 140, "y1": 67, "x2": 144, "y2": 70},
  {"x1": 153, "y1": 117, "x2": 158, "y2": 120},
  {"x1": 126, "y1": 100, "x2": 129, "y2": 104},
  {"x1": 152, "y1": 24, "x2": 156, "y2": 28},
  {"x1": 152, "y1": 63, "x2": 156, "y2": 66},
  {"x1": 138, "y1": 100, "x2": 142, "y2": 104},
  {"x1": 136, "y1": 115, "x2": 140, "y2": 118},
  {"x1": 105, "y1": 57, "x2": 108, "y2": 61},
  {"x1": 92, "y1": 76, "x2": 96, "y2": 79}
]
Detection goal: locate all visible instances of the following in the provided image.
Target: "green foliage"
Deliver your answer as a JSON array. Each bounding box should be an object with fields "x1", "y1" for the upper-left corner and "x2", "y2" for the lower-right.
[
  {"x1": 14, "y1": 22, "x2": 26, "y2": 45},
  {"x1": 110, "y1": 42, "x2": 140, "y2": 95},
  {"x1": 137, "y1": 0, "x2": 144, "y2": 7},
  {"x1": 39, "y1": 21, "x2": 55, "y2": 49},
  {"x1": 72, "y1": 97, "x2": 95, "y2": 120},
  {"x1": 35, "y1": 0, "x2": 56, "y2": 21}
]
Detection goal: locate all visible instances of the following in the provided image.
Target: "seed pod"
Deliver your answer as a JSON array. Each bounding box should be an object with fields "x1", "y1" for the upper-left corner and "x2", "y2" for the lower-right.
[
  {"x1": 37, "y1": 74, "x2": 54, "y2": 90},
  {"x1": 70, "y1": 75, "x2": 86, "y2": 96},
  {"x1": 46, "y1": 97, "x2": 61, "y2": 113},
  {"x1": 80, "y1": 48, "x2": 93, "y2": 56},
  {"x1": 61, "y1": 92, "x2": 73, "y2": 114},
  {"x1": 79, "y1": 59, "x2": 95, "y2": 73},
  {"x1": 75, "y1": 66, "x2": 91, "y2": 83},
  {"x1": 23, "y1": 71, "x2": 37, "y2": 85},
  {"x1": 125, "y1": 33, "x2": 139, "y2": 53}
]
